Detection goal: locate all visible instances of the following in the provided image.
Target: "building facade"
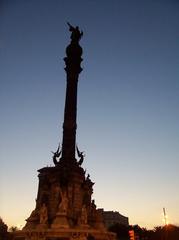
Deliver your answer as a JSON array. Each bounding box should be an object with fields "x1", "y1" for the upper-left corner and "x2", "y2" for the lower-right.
[{"x1": 100, "y1": 210, "x2": 129, "y2": 228}]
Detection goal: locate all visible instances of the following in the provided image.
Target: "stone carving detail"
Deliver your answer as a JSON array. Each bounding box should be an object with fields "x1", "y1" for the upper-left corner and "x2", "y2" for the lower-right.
[
  {"x1": 76, "y1": 145, "x2": 85, "y2": 166},
  {"x1": 58, "y1": 189, "x2": 68, "y2": 214},
  {"x1": 28, "y1": 209, "x2": 38, "y2": 222},
  {"x1": 52, "y1": 144, "x2": 61, "y2": 165},
  {"x1": 39, "y1": 203, "x2": 48, "y2": 224},
  {"x1": 80, "y1": 205, "x2": 88, "y2": 225},
  {"x1": 67, "y1": 22, "x2": 83, "y2": 43}
]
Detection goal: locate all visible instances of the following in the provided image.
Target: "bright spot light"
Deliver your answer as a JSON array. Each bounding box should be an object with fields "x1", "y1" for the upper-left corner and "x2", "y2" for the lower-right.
[{"x1": 17, "y1": 224, "x2": 22, "y2": 230}]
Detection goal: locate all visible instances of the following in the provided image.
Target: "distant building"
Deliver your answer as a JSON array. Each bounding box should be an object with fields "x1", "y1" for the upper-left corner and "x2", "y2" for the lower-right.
[{"x1": 100, "y1": 209, "x2": 129, "y2": 228}]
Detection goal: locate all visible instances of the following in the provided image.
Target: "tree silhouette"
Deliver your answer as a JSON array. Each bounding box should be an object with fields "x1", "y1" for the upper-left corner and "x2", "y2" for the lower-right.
[{"x1": 0, "y1": 217, "x2": 8, "y2": 240}]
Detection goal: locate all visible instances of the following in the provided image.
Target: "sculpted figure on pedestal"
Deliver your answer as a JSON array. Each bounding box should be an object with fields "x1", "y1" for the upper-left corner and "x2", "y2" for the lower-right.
[
  {"x1": 52, "y1": 144, "x2": 61, "y2": 166},
  {"x1": 28, "y1": 209, "x2": 38, "y2": 221},
  {"x1": 58, "y1": 189, "x2": 68, "y2": 214},
  {"x1": 81, "y1": 205, "x2": 88, "y2": 225},
  {"x1": 67, "y1": 22, "x2": 83, "y2": 43},
  {"x1": 76, "y1": 145, "x2": 85, "y2": 166},
  {"x1": 39, "y1": 203, "x2": 48, "y2": 224}
]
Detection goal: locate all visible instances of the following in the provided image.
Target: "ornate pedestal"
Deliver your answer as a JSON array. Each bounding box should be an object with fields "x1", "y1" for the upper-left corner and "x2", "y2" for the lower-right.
[
  {"x1": 14, "y1": 228, "x2": 116, "y2": 240},
  {"x1": 51, "y1": 212, "x2": 69, "y2": 229}
]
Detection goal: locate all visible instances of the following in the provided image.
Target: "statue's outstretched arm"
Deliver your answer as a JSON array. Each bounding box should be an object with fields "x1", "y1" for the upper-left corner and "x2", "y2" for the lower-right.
[{"x1": 67, "y1": 22, "x2": 75, "y2": 31}]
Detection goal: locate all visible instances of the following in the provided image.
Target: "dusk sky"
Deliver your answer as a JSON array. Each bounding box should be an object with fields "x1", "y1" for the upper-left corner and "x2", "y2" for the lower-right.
[{"x1": 0, "y1": 0, "x2": 179, "y2": 229}]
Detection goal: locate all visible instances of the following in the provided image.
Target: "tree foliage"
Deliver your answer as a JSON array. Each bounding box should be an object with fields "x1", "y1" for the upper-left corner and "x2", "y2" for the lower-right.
[{"x1": 0, "y1": 217, "x2": 8, "y2": 240}]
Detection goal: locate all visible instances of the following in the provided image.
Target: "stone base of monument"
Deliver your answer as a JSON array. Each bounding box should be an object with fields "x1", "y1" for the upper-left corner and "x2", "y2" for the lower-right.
[
  {"x1": 51, "y1": 212, "x2": 69, "y2": 229},
  {"x1": 13, "y1": 228, "x2": 116, "y2": 240},
  {"x1": 79, "y1": 224, "x2": 90, "y2": 229},
  {"x1": 36, "y1": 223, "x2": 48, "y2": 230}
]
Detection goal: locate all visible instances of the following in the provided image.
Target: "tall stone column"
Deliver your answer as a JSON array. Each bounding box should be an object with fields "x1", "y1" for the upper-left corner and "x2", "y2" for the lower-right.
[{"x1": 61, "y1": 23, "x2": 83, "y2": 164}]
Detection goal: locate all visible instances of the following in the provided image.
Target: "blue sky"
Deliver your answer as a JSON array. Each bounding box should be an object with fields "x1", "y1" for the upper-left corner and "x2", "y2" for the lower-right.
[{"x1": 0, "y1": 0, "x2": 179, "y2": 229}]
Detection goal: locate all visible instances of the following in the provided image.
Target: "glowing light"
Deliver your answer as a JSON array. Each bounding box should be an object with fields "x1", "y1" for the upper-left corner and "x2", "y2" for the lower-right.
[
  {"x1": 162, "y1": 208, "x2": 169, "y2": 226},
  {"x1": 17, "y1": 224, "x2": 23, "y2": 230}
]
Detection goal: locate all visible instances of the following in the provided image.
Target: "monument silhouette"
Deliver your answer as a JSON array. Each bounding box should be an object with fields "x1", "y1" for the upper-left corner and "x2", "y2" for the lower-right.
[{"x1": 14, "y1": 24, "x2": 116, "y2": 240}]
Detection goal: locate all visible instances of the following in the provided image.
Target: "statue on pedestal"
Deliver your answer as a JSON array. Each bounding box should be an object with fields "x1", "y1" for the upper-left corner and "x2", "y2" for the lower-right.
[
  {"x1": 52, "y1": 144, "x2": 61, "y2": 166},
  {"x1": 67, "y1": 22, "x2": 83, "y2": 44},
  {"x1": 76, "y1": 145, "x2": 85, "y2": 166},
  {"x1": 58, "y1": 189, "x2": 68, "y2": 214},
  {"x1": 81, "y1": 205, "x2": 88, "y2": 225},
  {"x1": 51, "y1": 189, "x2": 69, "y2": 229},
  {"x1": 39, "y1": 203, "x2": 48, "y2": 224}
]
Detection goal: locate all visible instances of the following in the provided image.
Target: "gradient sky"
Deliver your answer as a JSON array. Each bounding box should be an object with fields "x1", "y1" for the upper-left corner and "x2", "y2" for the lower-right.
[{"x1": 0, "y1": 0, "x2": 179, "y2": 229}]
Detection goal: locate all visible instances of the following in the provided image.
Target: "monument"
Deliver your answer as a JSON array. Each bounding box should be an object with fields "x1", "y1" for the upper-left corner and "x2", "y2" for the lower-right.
[{"x1": 13, "y1": 24, "x2": 116, "y2": 240}]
